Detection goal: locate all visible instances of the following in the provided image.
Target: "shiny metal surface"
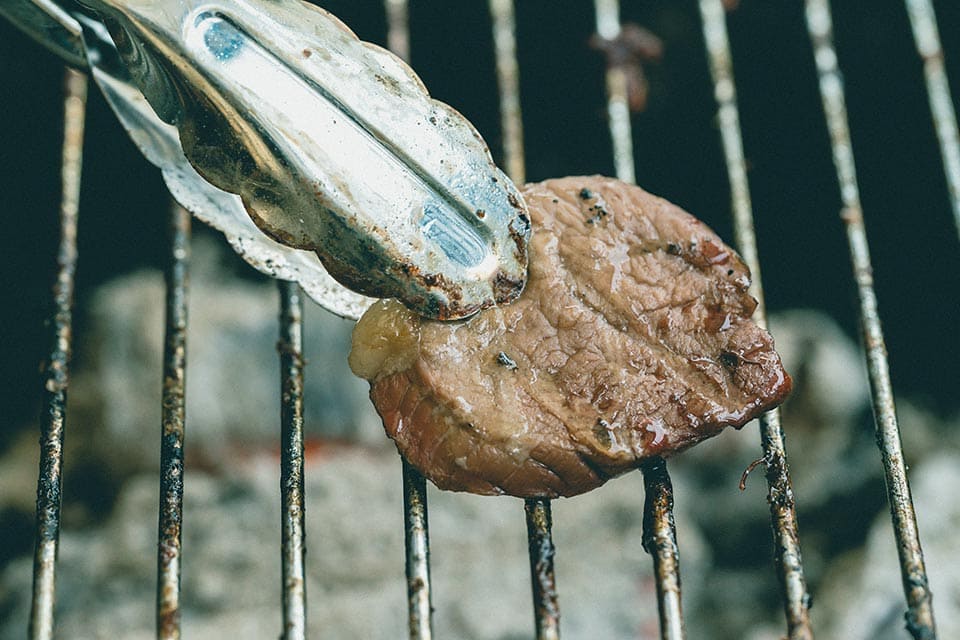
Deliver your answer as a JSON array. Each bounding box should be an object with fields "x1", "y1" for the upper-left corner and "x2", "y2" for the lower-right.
[
  {"x1": 91, "y1": 63, "x2": 376, "y2": 320},
  {"x1": 0, "y1": 0, "x2": 86, "y2": 69},
  {"x1": 3, "y1": 0, "x2": 531, "y2": 321}
]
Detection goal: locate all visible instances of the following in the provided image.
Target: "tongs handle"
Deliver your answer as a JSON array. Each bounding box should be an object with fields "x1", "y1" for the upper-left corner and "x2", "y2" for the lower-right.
[
  {"x1": 0, "y1": 0, "x2": 88, "y2": 68},
  {"x1": 4, "y1": 0, "x2": 531, "y2": 321}
]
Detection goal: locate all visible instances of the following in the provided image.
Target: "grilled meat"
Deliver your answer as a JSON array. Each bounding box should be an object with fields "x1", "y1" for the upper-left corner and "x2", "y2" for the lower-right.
[{"x1": 350, "y1": 176, "x2": 791, "y2": 498}]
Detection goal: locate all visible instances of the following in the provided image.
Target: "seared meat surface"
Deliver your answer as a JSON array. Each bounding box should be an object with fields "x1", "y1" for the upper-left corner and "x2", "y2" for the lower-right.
[{"x1": 350, "y1": 176, "x2": 791, "y2": 498}]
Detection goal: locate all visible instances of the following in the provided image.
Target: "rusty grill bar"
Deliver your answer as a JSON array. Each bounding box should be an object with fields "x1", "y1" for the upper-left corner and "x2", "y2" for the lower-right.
[
  {"x1": 904, "y1": 0, "x2": 960, "y2": 239},
  {"x1": 28, "y1": 68, "x2": 86, "y2": 640},
  {"x1": 156, "y1": 203, "x2": 191, "y2": 640},
  {"x1": 804, "y1": 1, "x2": 938, "y2": 637},
  {"x1": 20, "y1": 2, "x2": 953, "y2": 639},
  {"x1": 594, "y1": 0, "x2": 637, "y2": 185},
  {"x1": 591, "y1": 1, "x2": 689, "y2": 637},
  {"x1": 697, "y1": 2, "x2": 814, "y2": 637},
  {"x1": 484, "y1": 2, "x2": 563, "y2": 633},
  {"x1": 641, "y1": 458, "x2": 684, "y2": 640},
  {"x1": 524, "y1": 499, "x2": 560, "y2": 640},
  {"x1": 278, "y1": 281, "x2": 308, "y2": 640},
  {"x1": 382, "y1": 6, "x2": 436, "y2": 638},
  {"x1": 379, "y1": 8, "x2": 437, "y2": 635},
  {"x1": 401, "y1": 459, "x2": 433, "y2": 639},
  {"x1": 489, "y1": 0, "x2": 526, "y2": 185}
]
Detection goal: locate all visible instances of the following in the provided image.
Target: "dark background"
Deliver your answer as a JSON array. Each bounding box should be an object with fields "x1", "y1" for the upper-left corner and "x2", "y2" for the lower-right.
[{"x1": 1, "y1": 0, "x2": 958, "y2": 454}]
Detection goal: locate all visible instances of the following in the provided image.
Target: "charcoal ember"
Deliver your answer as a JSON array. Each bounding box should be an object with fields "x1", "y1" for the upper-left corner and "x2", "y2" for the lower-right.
[{"x1": 350, "y1": 176, "x2": 791, "y2": 498}]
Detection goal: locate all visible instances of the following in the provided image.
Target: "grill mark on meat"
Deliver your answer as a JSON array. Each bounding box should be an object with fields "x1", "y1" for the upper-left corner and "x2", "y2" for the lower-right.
[
  {"x1": 498, "y1": 454, "x2": 566, "y2": 497},
  {"x1": 547, "y1": 200, "x2": 752, "y2": 404},
  {"x1": 516, "y1": 383, "x2": 606, "y2": 488},
  {"x1": 573, "y1": 448, "x2": 612, "y2": 485},
  {"x1": 547, "y1": 257, "x2": 738, "y2": 432}
]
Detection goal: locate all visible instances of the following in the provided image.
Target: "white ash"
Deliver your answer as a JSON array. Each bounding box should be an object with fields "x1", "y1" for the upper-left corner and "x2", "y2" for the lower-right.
[
  {"x1": 1, "y1": 448, "x2": 710, "y2": 639},
  {"x1": 68, "y1": 235, "x2": 384, "y2": 473},
  {"x1": 813, "y1": 451, "x2": 960, "y2": 640}
]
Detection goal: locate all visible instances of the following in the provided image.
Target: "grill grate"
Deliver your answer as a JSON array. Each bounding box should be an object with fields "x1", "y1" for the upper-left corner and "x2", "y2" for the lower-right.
[{"x1": 18, "y1": 1, "x2": 957, "y2": 639}]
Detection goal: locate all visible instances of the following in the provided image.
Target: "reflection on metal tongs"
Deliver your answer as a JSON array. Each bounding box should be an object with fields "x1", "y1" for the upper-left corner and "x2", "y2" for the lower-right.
[{"x1": 2, "y1": 0, "x2": 531, "y2": 320}]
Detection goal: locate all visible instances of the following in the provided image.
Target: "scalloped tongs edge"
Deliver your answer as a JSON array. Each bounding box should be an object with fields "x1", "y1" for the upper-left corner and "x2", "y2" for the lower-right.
[{"x1": 3, "y1": 0, "x2": 531, "y2": 321}]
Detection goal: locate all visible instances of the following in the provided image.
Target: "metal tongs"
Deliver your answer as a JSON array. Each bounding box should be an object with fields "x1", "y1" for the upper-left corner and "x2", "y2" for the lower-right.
[{"x1": 2, "y1": 0, "x2": 531, "y2": 320}]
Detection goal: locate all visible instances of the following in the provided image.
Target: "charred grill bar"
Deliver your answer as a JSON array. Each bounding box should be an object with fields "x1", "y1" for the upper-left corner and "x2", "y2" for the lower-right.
[
  {"x1": 804, "y1": 0, "x2": 938, "y2": 637},
  {"x1": 382, "y1": 6, "x2": 435, "y2": 639},
  {"x1": 524, "y1": 499, "x2": 560, "y2": 640},
  {"x1": 278, "y1": 281, "x2": 308, "y2": 640},
  {"x1": 402, "y1": 460, "x2": 434, "y2": 639},
  {"x1": 592, "y1": 1, "x2": 687, "y2": 637},
  {"x1": 697, "y1": 2, "x2": 814, "y2": 637},
  {"x1": 486, "y1": 3, "x2": 563, "y2": 635},
  {"x1": 28, "y1": 68, "x2": 87, "y2": 640},
  {"x1": 641, "y1": 458, "x2": 685, "y2": 640},
  {"x1": 156, "y1": 203, "x2": 191, "y2": 640}
]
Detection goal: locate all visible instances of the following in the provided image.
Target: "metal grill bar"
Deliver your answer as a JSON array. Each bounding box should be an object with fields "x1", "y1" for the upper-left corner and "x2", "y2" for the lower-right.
[
  {"x1": 383, "y1": 6, "x2": 433, "y2": 638},
  {"x1": 28, "y1": 68, "x2": 87, "y2": 640},
  {"x1": 156, "y1": 203, "x2": 191, "y2": 640},
  {"x1": 594, "y1": 0, "x2": 636, "y2": 184},
  {"x1": 524, "y1": 499, "x2": 560, "y2": 640},
  {"x1": 278, "y1": 281, "x2": 307, "y2": 640},
  {"x1": 484, "y1": 6, "x2": 563, "y2": 635},
  {"x1": 641, "y1": 458, "x2": 685, "y2": 640},
  {"x1": 696, "y1": 2, "x2": 814, "y2": 638},
  {"x1": 384, "y1": 0, "x2": 410, "y2": 63},
  {"x1": 904, "y1": 0, "x2": 960, "y2": 239},
  {"x1": 488, "y1": 0, "x2": 525, "y2": 184},
  {"x1": 490, "y1": 6, "x2": 560, "y2": 640},
  {"x1": 591, "y1": 3, "x2": 686, "y2": 638},
  {"x1": 804, "y1": 1, "x2": 938, "y2": 638},
  {"x1": 402, "y1": 460, "x2": 433, "y2": 639}
]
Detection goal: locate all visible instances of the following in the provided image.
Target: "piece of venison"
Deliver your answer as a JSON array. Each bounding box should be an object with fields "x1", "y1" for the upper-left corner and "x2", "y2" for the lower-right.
[{"x1": 350, "y1": 176, "x2": 791, "y2": 498}]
